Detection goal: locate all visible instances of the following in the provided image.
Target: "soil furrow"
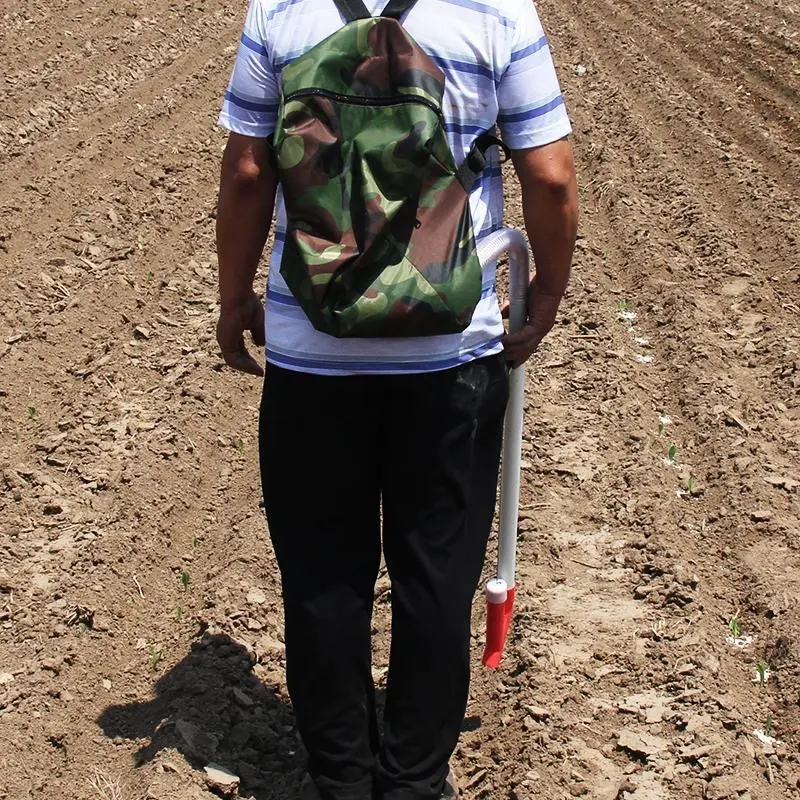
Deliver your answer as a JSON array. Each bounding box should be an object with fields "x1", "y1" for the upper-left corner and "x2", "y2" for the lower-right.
[{"x1": 0, "y1": 7, "x2": 240, "y2": 159}]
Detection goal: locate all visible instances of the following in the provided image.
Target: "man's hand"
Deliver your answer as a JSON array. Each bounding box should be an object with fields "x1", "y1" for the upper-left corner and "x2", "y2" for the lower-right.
[
  {"x1": 216, "y1": 132, "x2": 277, "y2": 378},
  {"x1": 501, "y1": 286, "x2": 563, "y2": 368},
  {"x1": 217, "y1": 291, "x2": 266, "y2": 376}
]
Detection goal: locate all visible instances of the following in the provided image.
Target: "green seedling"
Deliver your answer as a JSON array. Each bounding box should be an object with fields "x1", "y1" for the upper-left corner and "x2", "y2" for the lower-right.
[
  {"x1": 192, "y1": 536, "x2": 203, "y2": 548},
  {"x1": 174, "y1": 605, "x2": 183, "y2": 620},
  {"x1": 764, "y1": 714, "x2": 774, "y2": 736},
  {"x1": 27, "y1": 406, "x2": 37, "y2": 420},
  {"x1": 146, "y1": 271, "x2": 154, "y2": 281},
  {"x1": 686, "y1": 475, "x2": 696, "y2": 494},
  {"x1": 179, "y1": 570, "x2": 191, "y2": 591},
  {"x1": 148, "y1": 647, "x2": 163, "y2": 671},
  {"x1": 729, "y1": 614, "x2": 741, "y2": 639},
  {"x1": 667, "y1": 443, "x2": 677, "y2": 463},
  {"x1": 756, "y1": 660, "x2": 769, "y2": 687},
  {"x1": 237, "y1": 437, "x2": 245, "y2": 455},
  {"x1": 617, "y1": 298, "x2": 629, "y2": 313}
]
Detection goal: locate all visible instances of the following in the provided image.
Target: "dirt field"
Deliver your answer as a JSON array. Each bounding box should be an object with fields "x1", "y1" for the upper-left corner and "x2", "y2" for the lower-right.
[{"x1": 1, "y1": 0, "x2": 798, "y2": 797}]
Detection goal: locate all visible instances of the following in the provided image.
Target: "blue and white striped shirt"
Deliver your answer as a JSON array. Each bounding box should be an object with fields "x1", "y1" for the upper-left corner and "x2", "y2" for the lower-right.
[{"x1": 219, "y1": 0, "x2": 571, "y2": 375}]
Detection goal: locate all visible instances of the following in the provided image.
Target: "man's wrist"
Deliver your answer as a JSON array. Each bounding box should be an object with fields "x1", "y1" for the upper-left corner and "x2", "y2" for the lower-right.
[
  {"x1": 529, "y1": 280, "x2": 566, "y2": 301},
  {"x1": 220, "y1": 293, "x2": 255, "y2": 312},
  {"x1": 219, "y1": 279, "x2": 256, "y2": 308}
]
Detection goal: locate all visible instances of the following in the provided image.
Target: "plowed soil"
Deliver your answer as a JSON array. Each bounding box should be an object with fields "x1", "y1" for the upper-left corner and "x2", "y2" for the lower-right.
[{"x1": 1, "y1": 1, "x2": 798, "y2": 798}]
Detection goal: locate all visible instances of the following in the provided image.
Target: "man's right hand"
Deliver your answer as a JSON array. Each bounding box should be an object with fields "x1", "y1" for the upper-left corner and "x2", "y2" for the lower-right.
[{"x1": 217, "y1": 291, "x2": 266, "y2": 376}]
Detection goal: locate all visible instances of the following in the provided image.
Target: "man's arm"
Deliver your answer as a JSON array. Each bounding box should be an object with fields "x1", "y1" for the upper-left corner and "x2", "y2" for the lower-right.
[
  {"x1": 502, "y1": 137, "x2": 579, "y2": 367},
  {"x1": 216, "y1": 132, "x2": 278, "y2": 376}
]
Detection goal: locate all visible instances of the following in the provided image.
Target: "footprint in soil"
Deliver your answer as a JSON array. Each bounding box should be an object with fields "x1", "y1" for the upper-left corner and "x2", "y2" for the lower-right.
[{"x1": 97, "y1": 633, "x2": 303, "y2": 799}]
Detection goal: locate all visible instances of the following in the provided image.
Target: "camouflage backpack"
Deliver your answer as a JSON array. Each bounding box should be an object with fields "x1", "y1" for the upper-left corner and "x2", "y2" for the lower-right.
[{"x1": 273, "y1": 0, "x2": 508, "y2": 338}]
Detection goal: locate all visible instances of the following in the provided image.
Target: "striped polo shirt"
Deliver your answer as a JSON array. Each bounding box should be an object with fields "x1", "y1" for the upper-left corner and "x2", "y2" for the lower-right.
[{"x1": 219, "y1": 0, "x2": 571, "y2": 375}]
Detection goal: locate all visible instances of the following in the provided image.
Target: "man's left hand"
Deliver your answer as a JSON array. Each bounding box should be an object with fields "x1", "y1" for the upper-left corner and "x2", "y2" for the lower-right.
[{"x1": 501, "y1": 286, "x2": 563, "y2": 368}]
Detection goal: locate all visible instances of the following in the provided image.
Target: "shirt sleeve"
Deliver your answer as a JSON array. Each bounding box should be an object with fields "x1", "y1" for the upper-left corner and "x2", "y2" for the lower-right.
[
  {"x1": 217, "y1": 0, "x2": 280, "y2": 138},
  {"x1": 496, "y1": 1, "x2": 572, "y2": 150}
]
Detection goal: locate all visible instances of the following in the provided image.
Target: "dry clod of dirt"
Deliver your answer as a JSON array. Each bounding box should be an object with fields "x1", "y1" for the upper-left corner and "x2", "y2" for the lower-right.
[{"x1": 204, "y1": 763, "x2": 240, "y2": 797}]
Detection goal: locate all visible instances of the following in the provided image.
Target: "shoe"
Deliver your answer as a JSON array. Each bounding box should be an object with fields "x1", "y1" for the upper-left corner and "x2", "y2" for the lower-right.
[{"x1": 441, "y1": 767, "x2": 459, "y2": 799}]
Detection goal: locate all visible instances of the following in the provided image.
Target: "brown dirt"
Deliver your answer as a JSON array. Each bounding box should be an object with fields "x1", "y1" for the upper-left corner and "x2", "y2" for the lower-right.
[{"x1": 0, "y1": 0, "x2": 798, "y2": 798}]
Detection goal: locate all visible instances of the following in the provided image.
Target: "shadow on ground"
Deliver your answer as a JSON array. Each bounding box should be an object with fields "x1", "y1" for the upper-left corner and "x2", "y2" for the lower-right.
[{"x1": 97, "y1": 632, "x2": 304, "y2": 799}]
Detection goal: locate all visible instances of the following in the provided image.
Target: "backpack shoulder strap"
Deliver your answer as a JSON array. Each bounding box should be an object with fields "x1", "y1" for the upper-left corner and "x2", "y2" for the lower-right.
[
  {"x1": 457, "y1": 131, "x2": 511, "y2": 191},
  {"x1": 333, "y1": 0, "x2": 418, "y2": 22},
  {"x1": 380, "y1": 0, "x2": 418, "y2": 19},
  {"x1": 332, "y1": 0, "x2": 372, "y2": 22}
]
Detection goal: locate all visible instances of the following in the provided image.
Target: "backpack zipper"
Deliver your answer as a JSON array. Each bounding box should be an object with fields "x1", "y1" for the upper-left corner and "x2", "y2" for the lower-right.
[{"x1": 284, "y1": 88, "x2": 443, "y2": 121}]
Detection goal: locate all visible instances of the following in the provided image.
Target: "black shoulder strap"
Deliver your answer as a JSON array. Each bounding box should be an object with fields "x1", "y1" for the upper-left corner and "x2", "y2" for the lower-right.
[
  {"x1": 380, "y1": 0, "x2": 418, "y2": 19},
  {"x1": 456, "y1": 131, "x2": 511, "y2": 191},
  {"x1": 333, "y1": 0, "x2": 417, "y2": 22},
  {"x1": 333, "y1": 0, "x2": 371, "y2": 22}
]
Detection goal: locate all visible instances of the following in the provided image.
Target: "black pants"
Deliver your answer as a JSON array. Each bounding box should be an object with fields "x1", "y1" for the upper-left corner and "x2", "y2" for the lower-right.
[{"x1": 259, "y1": 355, "x2": 508, "y2": 800}]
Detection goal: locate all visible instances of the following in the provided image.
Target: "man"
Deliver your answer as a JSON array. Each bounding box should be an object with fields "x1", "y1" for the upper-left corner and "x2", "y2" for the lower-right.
[{"x1": 215, "y1": 0, "x2": 578, "y2": 798}]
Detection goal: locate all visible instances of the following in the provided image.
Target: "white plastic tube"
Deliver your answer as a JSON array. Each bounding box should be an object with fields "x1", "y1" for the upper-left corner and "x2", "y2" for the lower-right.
[{"x1": 476, "y1": 228, "x2": 530, "y2": 668}]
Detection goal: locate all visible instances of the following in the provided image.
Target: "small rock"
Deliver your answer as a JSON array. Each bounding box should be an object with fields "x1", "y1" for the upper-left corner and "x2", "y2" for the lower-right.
[
  {"x1": 644, "y1": 703, "x2": 667, "y2": 724},
  {"x1": 685, "y1": 713, "x2": 713, "y2": 733},
  {"x1": 41, "y1": 657, "x2": 62, "y2": 674},
  {"x1": 204, "y1": 763, "x2": 240, "y2": 797},
  {"x1": 175, "y1": 720, "x2": 217, "y2": 763},
  {"x1": 232, "y1": 688, "x2": 254, "y2": 708},
  {"x1": 0, "y1": 672, "x2": 14, "y2": 685},
  {"x1": 525, "y1": 705, "x2": 551, "y2": 721},
  {"x1": 706, "y1": 775, "x2": 750, "y2": 800},
  {"x1": 92, "y1": 613, "x2": 111, "y2": 633},
  {"x1": 763, "y1": 474, "x2": 800, "y2": 492},
  {"x1": 698, "y1": 652, "x2": 721, "y2": 676},
  {"x1": 523, "y1": 715, "x2": 537, "y2": 731},
  {"x1": 31, "y1": 573, "x2": 50, "y2": 590},
  {"x1": 750, "y1": 509, "x2": 772, "y2": 522},
  {"x1": 227, "y1": 721, "x2": 253, "y2": 749},
  {"x1": 255, "y1": 633, "x2": 285, "y2": 659},
  {"x1": 673, "y1": 563, "x2": 699, "y2": 587},
  {"x1": 246, "y1": 588, "x2": 267, "y2": 605},
  {"x1": 617, "y1": 728, "x2": 668, "y2": 759}
]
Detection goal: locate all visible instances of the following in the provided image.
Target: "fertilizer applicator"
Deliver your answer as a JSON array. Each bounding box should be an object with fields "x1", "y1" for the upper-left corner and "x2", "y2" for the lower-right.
[{"x1": 476, "y1": 228, "x2": 530, "y2": 670}]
